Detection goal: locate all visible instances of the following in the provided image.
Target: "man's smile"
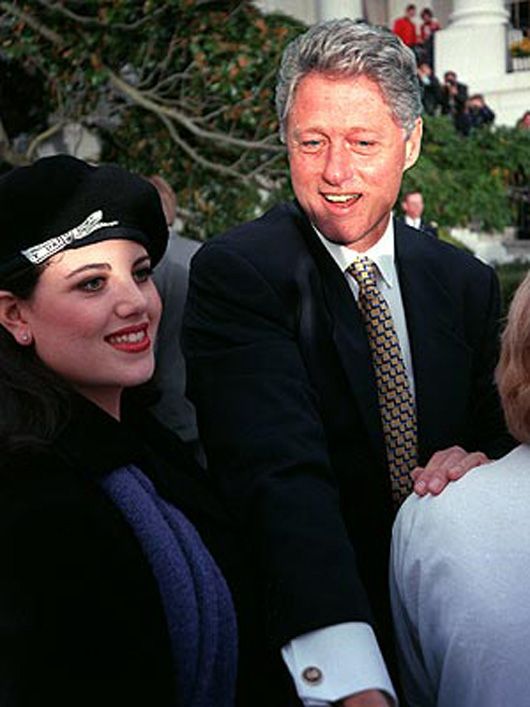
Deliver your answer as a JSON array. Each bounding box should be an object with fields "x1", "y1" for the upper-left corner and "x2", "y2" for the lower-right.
[{"x1": 322, "y1": 193, "x2": 362, "y2": 204}]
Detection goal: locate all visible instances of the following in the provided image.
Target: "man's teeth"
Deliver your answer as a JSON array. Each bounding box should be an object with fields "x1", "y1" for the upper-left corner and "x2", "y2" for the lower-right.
[
  {"x1": 109, "y1": 330, "x2": 146, "y2": 344},
  {"x1": 324, "y1": 194, "x2": 360, "y2": 203}
]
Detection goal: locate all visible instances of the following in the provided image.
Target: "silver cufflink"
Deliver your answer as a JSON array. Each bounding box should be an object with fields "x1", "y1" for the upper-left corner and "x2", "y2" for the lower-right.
[{"x1": 302, "y1": 666, "x2": 323, "y2": 685}]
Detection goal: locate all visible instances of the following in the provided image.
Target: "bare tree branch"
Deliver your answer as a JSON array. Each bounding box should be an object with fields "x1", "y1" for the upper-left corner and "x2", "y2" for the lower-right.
[
  {"x1": 108, "y1": 70, "x2": 284, "y2": 154},
  {"x1": 0, "y1": 117, "x2": 30, "y2": 167},
  {"x1": 27, "y1": 120, "x2": 67, "y2": 160},
  {"x1": 248, "y1": 151, "x2": 286, "y2": 179},
  {"x1": 0, "y1": 1, "x2": 64, "y2": 46},
  {"x1": 158, "y1": 113, "x2": 248, "y2": 181},
  {"x1": 35, "y1": 0, "x2": 169, "y2": 31}
]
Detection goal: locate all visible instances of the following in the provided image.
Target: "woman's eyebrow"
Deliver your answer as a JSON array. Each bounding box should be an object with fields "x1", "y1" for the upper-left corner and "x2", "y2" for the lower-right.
[
  {"x1": 64, "y1": 254, "x2": 150, "y2": 279},
  {"x1": 65, "y1": 263, "x2": 111, "y2": 279},
  {"x1": 133, "y1": 255, "x2": 151, "y2": 267}
]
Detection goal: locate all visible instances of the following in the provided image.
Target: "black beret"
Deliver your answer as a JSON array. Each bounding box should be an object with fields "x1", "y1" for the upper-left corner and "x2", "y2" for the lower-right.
[{"x1": 0, "y1": 155, "x2": 168, "y2": 279}]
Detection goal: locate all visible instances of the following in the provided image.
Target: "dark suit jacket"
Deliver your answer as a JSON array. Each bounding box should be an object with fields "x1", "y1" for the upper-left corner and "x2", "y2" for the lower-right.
[
  {"x1": 419, "y1": 220, "x2": 438, "y2": 238},
  {"x1": 397, "y1": 215, "x2": 438, "y2": 238},
  {"x1": 183, "y1": 201, "x2": 513, "y2": 687}
]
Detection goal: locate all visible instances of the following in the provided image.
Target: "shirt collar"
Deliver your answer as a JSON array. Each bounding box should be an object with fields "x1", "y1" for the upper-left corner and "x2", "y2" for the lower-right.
[
  {"x1": 313, "y1": 218, "x2": 395, "y2": 288},
  {"x1": 405, "y1": 215, "x2": 420, "y2": 228}
]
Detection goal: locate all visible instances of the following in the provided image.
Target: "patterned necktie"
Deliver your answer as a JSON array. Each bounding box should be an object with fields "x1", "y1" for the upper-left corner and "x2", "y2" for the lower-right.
[{"x1": 347, "y1": 257, "x2": 417, "y2": 507}]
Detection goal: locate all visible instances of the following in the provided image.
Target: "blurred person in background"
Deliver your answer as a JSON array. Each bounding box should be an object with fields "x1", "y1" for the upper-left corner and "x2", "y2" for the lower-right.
[
  {"x1": 417, "y1": 61, "x2": 442, "y2": 116},
  {"x1": 458, "y1": 93, "x2": 496, "y2": 135},
  {"x1": 399, "y1": 190, "x2": 438, "y2": 238},
  {"x1": 392, "y1": 4, "x2": 419, "y2": 50},
  {"x1": 441, "y1": 70, "x2": 468, "y2": 127},
  {"x1": 418, "y1": 7, "x2": 441, "y2": 67},
  {"x1": 516, "y1": 109, "x2": 530, "y2": 130},
  {"x1": 146, "y1": 174, "x2": 202, "y2": 457}
]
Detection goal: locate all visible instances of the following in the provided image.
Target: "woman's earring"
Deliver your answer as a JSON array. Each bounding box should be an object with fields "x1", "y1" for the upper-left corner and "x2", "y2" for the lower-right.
[{"x1": 20, "y1": 332, "x2": 32, "y2": 345}]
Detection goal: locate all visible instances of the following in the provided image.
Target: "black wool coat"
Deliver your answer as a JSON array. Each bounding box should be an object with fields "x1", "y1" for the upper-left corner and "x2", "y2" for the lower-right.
[{"x1": 0, "y1": 393, "x2": 256, "y2": 707}]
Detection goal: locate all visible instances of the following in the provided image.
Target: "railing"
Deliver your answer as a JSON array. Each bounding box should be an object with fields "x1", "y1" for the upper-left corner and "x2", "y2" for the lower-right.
[
  {"x1": 511, "y1": 186, "x2": 530, "y2": 240},
  {"x1": 508, "y1": 28, "x2": 530, "y2": 72}
]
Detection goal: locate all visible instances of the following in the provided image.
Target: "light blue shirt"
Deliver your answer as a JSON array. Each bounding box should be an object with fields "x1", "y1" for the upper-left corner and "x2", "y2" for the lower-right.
[{"x1": 391, "y1": 444, "x2": 530, "y2": 707}]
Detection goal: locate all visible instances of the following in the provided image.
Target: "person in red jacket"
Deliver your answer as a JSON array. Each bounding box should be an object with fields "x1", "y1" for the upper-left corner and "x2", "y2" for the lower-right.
[
  {"x1": 419, "y1": 7, "x2": 441, "y2": 67},
  {"x1": 392, "y1": 4, "x2": 418, "y2": 48}
]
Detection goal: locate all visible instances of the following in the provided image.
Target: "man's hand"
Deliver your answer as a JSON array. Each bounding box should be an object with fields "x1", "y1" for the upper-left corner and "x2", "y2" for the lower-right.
[
  {"x1": 339, "y1": 689, "x2": 393, "y2": 706},
  {"x1": 412, "y1": 445, "x2": 489, "y2": 496}
]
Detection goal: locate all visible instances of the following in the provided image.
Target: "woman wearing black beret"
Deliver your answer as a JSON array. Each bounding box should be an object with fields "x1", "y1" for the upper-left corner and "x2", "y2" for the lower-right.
[{"x1": 0, "y1": 156, "x2": 237, "y2": 707}]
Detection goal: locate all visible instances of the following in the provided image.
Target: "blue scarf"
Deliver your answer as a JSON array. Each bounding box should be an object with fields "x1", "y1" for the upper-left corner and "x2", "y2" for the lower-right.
[{"x1": 100, "y1": 464, "x2": 237, "y2": 706}]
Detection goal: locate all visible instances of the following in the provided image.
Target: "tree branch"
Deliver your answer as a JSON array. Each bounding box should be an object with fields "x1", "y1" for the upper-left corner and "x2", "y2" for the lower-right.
[
  {"x1": 0, "y1": 117, "x2": 30, "y2": 167},
  {"x1": 35, "y1": 0, "x2": 168, "y2": 31},
  {"x1": 27, "y1": 120, "x2": 67, "y2": 160},
  {"x1": 108, "y1": 69, "x2": 284, "y2": 154},
  {"x1": 158, "y1": 114, "x2": 248, "y2": 181},
  {"x1": 0, "y1": 1, "x2": 64, "y2": 47}
]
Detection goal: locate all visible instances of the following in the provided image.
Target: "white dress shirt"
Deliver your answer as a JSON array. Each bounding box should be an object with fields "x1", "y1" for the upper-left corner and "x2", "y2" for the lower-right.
[
  {"x1": 282, "y1": 218, "x2": 412, "y2": 706},
  {"x1": 404, "y1": 215, "x2": 421, "y2": 230},
  {"x1": 391, "y1": 444, "x2": 530, "y2": 707}
]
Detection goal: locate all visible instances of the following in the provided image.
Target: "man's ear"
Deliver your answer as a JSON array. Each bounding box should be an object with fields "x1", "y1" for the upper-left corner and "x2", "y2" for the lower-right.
[
  {"x1": 404, "y1": 117, "x2": 423, "y2": 171},
  {"x1": 0, "y1": 291, "x2": 33, "y2": 345}
]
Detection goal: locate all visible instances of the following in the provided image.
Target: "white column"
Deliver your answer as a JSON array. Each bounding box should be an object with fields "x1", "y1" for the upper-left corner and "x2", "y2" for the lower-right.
[
  {"x1": 317, "y1": 0, "x2": 364, "y2": 21},
  {"x1": 435, "y1": 0, "x2": 509, "y2": 83},
  {"x1": 448, "y1": 0, "x2": 509, "y2": 26}
]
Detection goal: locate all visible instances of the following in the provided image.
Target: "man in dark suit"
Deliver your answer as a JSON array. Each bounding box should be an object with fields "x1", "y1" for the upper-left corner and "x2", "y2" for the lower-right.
[
  {"x1": 399, "y1": 190, "x2": 438, "y2": 238},
  {"x1": 183, "y1": 19, "x2": 513, "y2": 707}
]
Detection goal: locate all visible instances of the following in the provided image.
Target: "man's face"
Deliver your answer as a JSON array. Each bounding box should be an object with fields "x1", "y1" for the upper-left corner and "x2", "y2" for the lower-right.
[
  {"x1": 286, "y1": 72, "x2": 422, "y2": 252},
  {"x1": 407, "y1": 6, "x2": 417, "y2": 18},
  {"x1": 402, "y1": 192, "x2": 424, "y2": 219}
]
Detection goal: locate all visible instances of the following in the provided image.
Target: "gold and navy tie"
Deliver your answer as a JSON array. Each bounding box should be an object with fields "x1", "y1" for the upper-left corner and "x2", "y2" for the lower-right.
[{"x1": 347, "y1": 257, "x2": 417, "y2": 508}]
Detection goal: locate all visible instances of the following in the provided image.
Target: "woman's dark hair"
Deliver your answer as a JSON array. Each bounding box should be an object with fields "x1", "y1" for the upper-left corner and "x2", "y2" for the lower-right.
[{"x1": 0, "y1": 263, "x2": 72, "y2": 451}]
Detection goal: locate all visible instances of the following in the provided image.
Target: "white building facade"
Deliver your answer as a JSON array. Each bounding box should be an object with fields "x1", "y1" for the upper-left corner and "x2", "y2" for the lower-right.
[{"x1": 254, "y1": 0, "x2": 530, "y2": 126}]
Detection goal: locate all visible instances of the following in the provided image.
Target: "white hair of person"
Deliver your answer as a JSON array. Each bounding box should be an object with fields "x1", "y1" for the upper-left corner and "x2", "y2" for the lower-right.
[{"x1": 276, "y1": 18, "x2": 422, "y2": 142}]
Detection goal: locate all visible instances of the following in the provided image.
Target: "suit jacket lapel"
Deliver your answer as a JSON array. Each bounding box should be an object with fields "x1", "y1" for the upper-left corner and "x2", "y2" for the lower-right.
[
  {"x1": 395, "y1": 222, "x2": 472, "y2": 462},
  {"x1": 295, "y1": 208, "x2": 387, "y2": 467}
]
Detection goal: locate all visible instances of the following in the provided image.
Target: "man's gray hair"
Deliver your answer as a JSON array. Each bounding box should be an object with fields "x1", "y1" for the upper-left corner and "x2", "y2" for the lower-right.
[{"x1": 276, "y1": 19, "x2": 422, "y2": 141}]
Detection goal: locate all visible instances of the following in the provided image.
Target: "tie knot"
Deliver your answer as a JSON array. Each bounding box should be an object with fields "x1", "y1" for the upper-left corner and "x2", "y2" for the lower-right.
[{"x1": 347, "y1": 257, "x2": 378, "y2": 289}]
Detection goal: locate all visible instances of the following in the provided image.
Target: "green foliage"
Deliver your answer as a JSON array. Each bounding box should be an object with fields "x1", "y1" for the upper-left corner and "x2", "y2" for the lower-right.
[
  {"x1": 401, "y1": 116, "x2": 530, "y2": 233},
  {"x1": 0, "y1": 1, "x2": 303, "y2": 238},
  {"x1": 495, "y1": 261, "x2": 530, "y2": 316}
]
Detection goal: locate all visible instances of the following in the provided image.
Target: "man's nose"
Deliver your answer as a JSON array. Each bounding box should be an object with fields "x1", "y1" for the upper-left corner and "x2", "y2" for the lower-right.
[{"x1": 322, "y1": 143, "x2": 354, "y2": 186}]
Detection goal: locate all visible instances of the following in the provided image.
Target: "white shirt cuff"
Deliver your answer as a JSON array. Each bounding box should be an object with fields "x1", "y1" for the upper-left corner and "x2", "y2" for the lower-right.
[{"x1": 281, "y1": 622, "x2": 397, "y2": 706}]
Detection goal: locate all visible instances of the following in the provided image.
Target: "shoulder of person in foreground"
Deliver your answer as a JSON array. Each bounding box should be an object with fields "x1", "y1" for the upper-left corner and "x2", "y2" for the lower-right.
[{"x1": 391, "y1": 444, "x2": 530, "y2": 705}]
